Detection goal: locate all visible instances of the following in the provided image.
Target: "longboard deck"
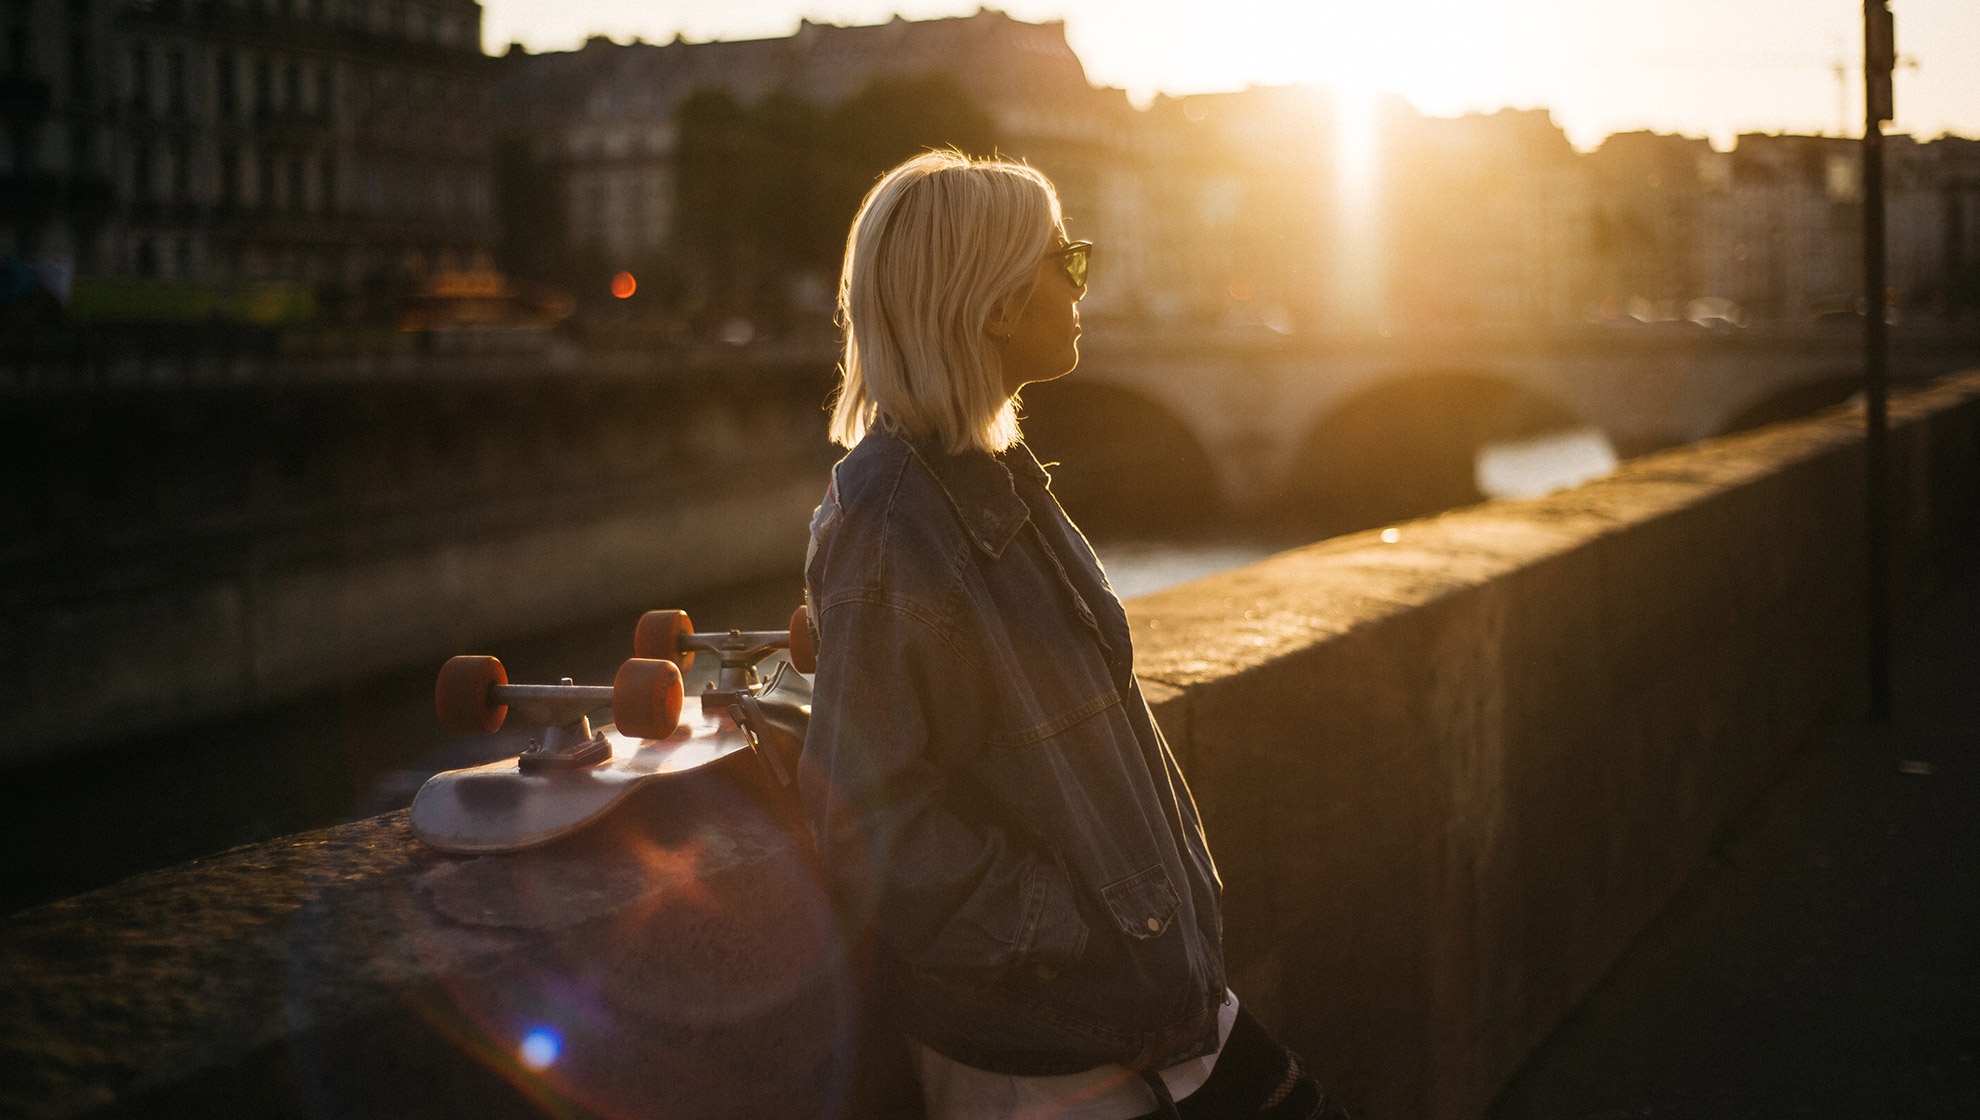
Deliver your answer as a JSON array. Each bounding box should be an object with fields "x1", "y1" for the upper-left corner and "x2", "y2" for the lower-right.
[{"x1": 411, "y1": 703, "x2": 753, "y2": 854}]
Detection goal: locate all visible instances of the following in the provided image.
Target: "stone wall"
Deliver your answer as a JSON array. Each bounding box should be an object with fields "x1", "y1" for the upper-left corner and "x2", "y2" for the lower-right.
[
  {"x1": 1127, "y1": 368, "x2": 1980, "y2": 1117},
  {"x1": 0, "y1": 367, "x2": 835, "y2": 762},
  {"x1": 3, "y1": 369, "x2": 1977, "y2": 1119}
]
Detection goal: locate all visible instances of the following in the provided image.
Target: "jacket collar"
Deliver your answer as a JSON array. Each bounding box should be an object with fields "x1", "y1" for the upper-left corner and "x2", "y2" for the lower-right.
[{"x1": 895, "y1": 430, "x2": 1048, "y2": 558}]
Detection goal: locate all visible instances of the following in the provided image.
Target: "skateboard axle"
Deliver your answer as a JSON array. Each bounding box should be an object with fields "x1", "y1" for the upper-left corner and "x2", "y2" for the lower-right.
[
  {"x1": 490, "y1": 680, "x2": 612, "y2": 727},
  {"x1": 493, "y1": 677, "x2": 615, "y2": 770}
]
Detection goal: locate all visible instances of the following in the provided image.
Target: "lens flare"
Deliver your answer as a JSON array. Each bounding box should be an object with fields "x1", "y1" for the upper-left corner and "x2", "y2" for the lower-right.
[
  {"x1": 610, "y1": 271, "x2": 636, "y2": 299},
  {"x1": 519, "y1": 1026, "x2": 561, "y2": 1069}
]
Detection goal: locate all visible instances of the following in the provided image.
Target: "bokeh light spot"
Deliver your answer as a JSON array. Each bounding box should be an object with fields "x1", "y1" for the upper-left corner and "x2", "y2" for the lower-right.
[
  {"x1": 610, "y1": 271, "x2": 636, "y2": 299},
  {"x1": 520, "y1": 1026, "x2": 562, "y2": 1069}
]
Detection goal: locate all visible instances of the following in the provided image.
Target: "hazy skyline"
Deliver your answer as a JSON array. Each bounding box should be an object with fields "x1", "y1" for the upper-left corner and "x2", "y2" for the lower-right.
[{"x1": 481, "y1": 0, "x2": 1980, "y2": 151}]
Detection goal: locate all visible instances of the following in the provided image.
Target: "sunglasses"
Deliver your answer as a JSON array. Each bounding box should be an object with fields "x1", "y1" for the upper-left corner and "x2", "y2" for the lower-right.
[{"x1": 1049, "y1": 241, "x2": 1093, "y2": 290}]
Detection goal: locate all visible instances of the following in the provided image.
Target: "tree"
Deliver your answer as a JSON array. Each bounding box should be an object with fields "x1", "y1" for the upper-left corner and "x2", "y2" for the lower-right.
[
  {"x1": 670, "y1": 73, "x2": 999, "y2": 325},
  {"x1": 494, "y1": 133, "x2": 565, "y2": 284}
]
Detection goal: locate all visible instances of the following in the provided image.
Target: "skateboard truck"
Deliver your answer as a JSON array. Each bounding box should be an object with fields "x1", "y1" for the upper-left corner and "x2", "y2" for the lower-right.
[
  {"x1": 435, "y1": 655, "x2": 685, "y2": 770},
  {"x1": 511, "y1": 679, "x2": 613, "y2": 770},
  {"x1": 633, "y1": 607, "x2": 815, "y2": 714},
  {"x1": 635, "y1": 608, "x2": 815, "y2": 788}
]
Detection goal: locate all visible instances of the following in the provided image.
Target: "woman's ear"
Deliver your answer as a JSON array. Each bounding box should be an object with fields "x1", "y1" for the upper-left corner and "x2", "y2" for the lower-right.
[{"x1": 983, "y1": 305, "x2": 1014, "y2": 340}]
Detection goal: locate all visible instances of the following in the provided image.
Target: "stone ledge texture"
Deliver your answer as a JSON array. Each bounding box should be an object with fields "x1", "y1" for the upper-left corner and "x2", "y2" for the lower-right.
[{"x1": 4, "y1": 369, "x2": 1978, "y2": 1120}]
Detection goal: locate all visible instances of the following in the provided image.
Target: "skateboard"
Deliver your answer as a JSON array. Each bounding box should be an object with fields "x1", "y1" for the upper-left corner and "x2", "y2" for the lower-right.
[{"x1": 410, "y1": 606, "x2": 818, "y2": 854}]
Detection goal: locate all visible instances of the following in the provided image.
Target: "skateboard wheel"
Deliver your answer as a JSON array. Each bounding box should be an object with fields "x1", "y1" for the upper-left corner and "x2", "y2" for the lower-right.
[
  {"x1": 788, "y1": 604, "x2": 817, "y2": 673},
  {"x1": 436, "y1": 655, "x2": 508, "y2": 734},
  {"x1": 613, "y1": 657, "x2": 684, "y2": 740},
  {"x1": 633, "y1": 609, "x2": 694, "y2": 671}
]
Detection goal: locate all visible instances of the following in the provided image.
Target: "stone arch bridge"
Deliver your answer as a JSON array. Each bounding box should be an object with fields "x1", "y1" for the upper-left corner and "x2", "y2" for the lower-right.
[{"x1": 1041, "y1": 324, "x2": 1980, "y2": 519}]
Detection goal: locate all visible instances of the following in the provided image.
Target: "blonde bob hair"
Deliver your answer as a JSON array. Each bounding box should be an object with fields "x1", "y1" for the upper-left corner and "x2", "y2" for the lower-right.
[{"x1": 828, "y1": 150, "x2": 1065, "y2": 455}]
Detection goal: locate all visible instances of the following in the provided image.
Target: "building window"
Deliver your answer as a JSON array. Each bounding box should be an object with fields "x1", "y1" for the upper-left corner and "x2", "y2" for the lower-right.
[
  {"x1": 8, "y1": 122, "x2": 36, "y2": 174},
  {"x1": 166, "y1": 48, "x2": 185, "y2": 115},
  {"x1": 283, "y1": 60, "x2": 299, "y2": 113},
  {"x1": 253, "y1": 56, "x2": 271, "y2": 116},
  {"x1": 170, "y1": 140, "x2": 188, "y2": 201},
  {"x1": 130, "y1": 46, "x2": 151, "y2": 115},
  {"x1": 133, "y1": 141, "x2": 153, "y2": 201},
  {"x1": 258, "y1": 151, "x2": 275, "y2": 208},
  {"x1": 289, "y1": 156, "x2": 304, "y2": 211},
  {"x1": 316, "y1": 67, "x2": 331, "y2": 119},
  {"x1": 319, "y1": 155, "x2": 335, "y2": 213},
  {"x1": 68, "y1": 36, "x2": 92, "y2": 99},
  {"x1": 70, "y1": 123, "x2": 92, "y2": 175},
  {"x1": 219, "y1": 144, "x2": 238, "y2": 206},
  {"x1": 216, "y1": 49, "x2": 236, "y2": 116},
  {"x1": 4, "y1": 1, "x2": 30, "y2": 77}
]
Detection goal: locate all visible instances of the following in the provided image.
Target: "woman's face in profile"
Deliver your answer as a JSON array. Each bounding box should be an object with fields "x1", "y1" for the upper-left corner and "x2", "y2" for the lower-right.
[{"x1": 997, "y1": 241, "x2": 1085, "y2": 395}]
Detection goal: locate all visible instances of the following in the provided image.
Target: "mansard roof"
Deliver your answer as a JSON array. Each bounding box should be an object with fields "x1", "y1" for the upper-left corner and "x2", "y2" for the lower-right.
[{"x1": 496, "y1": 9, "x2": 1096, "y2": 130}]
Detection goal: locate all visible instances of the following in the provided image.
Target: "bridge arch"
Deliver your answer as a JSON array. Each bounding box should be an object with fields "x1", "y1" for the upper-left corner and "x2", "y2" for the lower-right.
[
  {"x1": 1018, "y1": 380, "x2": 1224, "y2": 537},
  {"x1": 1711, "y1": 370, "x2": 1864, "y2": 438},
  {"x1": 1279, "y1": 372, "x2": 1588, "y2": 535}
]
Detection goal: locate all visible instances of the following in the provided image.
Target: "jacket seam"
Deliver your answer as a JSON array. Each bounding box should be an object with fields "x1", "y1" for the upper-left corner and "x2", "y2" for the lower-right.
[
  {"x1": 875, "y1": 446, "x2": 913, "y2": 588},
  {"x1": 985, "y1": 688, "x2": 1124, "y2": 748},
  {"x1": 815, "y1": 591, "x2": 984, "y2": 673}
]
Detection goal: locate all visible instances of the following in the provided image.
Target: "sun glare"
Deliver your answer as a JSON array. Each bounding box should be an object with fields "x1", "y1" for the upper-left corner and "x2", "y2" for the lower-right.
[
  {"x1": 1057, "y1": 0, "x2": 1540, "y2": 118},
  {"x1": 1331, "y1": 82, "x2": 1383, "y2": 324}
]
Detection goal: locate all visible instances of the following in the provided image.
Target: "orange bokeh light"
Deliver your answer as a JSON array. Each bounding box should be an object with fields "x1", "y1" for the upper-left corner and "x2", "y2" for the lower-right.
[{"x1": 610, "y1": 271, "x2": 636, "y2": 299}]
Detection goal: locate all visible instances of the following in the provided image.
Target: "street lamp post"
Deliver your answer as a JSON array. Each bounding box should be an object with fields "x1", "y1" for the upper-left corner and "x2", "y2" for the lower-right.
[{"x1": 1863, "y1": 0, "x2": 1895, "y2": 723}]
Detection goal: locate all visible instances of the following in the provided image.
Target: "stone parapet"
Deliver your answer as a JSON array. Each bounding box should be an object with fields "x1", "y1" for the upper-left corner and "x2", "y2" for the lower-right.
[
  {"x1": 4, "y1": 369, "x2": 1978, "y2": 1119},
  {"x1": 0, "y1": 784, "x2": 888, "y2": 1119},
  {"x1": 1126, "y1": 368, "x2": 1980, "y2": 1118}
]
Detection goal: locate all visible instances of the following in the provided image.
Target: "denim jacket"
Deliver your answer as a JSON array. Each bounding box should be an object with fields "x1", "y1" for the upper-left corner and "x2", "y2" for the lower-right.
[{"x1": 800, "y1": 427, "x2": 1226, "y2": 1076}]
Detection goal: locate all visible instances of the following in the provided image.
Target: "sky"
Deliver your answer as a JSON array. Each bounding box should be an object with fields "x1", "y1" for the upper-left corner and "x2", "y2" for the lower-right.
[{"x1": 481, "y1": 1, "x2": 1980, "y2": 151}]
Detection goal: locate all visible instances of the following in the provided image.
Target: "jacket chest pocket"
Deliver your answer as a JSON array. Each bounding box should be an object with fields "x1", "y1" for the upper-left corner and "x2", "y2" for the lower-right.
[{"x1": 1101, "y1": 865, "x2": 1182, "y2": 940}]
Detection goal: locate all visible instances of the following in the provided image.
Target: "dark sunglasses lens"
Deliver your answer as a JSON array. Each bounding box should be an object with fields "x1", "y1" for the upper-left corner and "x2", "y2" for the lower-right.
[{"x1": 1063, "y1": 247, "x2": 1089, "y2": 288}]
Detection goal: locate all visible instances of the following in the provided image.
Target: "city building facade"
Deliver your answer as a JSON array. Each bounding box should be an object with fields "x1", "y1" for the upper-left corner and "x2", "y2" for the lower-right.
[
  {"x1": 6, "y1": 5, "x2": 1976, "y2": 329},
  {"x1": 2, "y1": 0, "x2": 498, "y2": 318}
]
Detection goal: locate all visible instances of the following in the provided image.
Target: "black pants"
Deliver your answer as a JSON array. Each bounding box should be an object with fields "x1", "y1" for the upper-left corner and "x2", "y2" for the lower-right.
[{"x1": 1129, "y1": 1008, "x2": 1349, "y2": 1120}]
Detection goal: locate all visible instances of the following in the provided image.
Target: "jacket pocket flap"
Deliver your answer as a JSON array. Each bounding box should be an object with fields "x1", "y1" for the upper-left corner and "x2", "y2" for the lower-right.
[{"x1": 1100, "y1": 865, "x2": 1181, "y2": 940}]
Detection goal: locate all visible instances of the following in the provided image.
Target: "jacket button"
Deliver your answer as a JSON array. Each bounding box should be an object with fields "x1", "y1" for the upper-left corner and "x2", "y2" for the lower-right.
[{"x1": 1145, "y1": 917, "x2": 1162, "y2": 932}]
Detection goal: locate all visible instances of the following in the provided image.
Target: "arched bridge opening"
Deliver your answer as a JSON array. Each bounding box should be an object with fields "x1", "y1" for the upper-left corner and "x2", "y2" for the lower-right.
[
  {"x1": 1280, "y1": 373, "x2": 1587, "y2": 536},
  {"x1": 1018, "y1": 381, "x2": 1223, "y2": 539},
  {"x1": 1715, "y1": 372, "x2": 1865, "y2": 438}
]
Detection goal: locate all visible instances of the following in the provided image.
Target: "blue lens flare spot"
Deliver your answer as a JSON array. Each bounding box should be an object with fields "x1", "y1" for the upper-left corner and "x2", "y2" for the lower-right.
[{"x1": 519, "y1": 1026, "x2": 562, "y2": 1070}]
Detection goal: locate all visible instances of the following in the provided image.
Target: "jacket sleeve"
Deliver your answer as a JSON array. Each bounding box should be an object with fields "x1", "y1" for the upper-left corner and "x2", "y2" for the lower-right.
[{"x1": 799, "y1": 595, "x2": 1089, "y2": 973}]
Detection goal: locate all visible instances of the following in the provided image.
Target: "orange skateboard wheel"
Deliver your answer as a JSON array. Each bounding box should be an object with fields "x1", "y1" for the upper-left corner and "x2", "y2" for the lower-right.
[
  {"x1": 613, "y1": 657, "x2": 684, "y2": 740},
  {"x1": 436, "y1": 655, "x2": 508, "y2": 734},
  {"x1": 633, "y1": 609, "x2": 694, "y2": 671},
  {"x1": 788, "y1": 604, "x2": 817, "y2": 673}
]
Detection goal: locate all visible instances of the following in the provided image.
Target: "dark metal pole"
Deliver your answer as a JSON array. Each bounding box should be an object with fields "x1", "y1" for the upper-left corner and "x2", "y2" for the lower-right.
[{"x1": 1863, "y1": 0, "x2": 1893, "y2": 722}]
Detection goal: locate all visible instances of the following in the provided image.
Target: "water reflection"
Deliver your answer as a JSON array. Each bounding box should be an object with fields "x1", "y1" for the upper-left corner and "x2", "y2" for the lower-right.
[
  {"x1": 1089, "y1": 426, "x2": 1621, "y2": 601},
  {"x1": 1475, "y1": 427, "x2": 1618, "y2": 501},
  {"x1": 1093, "y1": 539, "x2": 1283, "y2": 601}
]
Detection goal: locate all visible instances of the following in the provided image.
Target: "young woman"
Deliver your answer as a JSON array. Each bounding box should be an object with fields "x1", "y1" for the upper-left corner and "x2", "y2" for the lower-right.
[{"x1": 800, "y1": 151, "x2": 1347, "y2": 1120}]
